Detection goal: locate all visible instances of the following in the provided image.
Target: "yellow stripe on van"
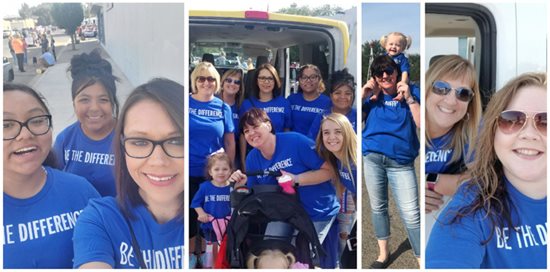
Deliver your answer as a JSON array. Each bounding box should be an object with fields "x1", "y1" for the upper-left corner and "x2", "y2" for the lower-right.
[{"x1": 190, "y1": 10, "x2": 350, "y2": 64}]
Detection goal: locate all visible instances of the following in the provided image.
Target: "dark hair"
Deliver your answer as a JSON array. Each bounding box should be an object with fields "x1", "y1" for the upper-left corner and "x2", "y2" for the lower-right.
[
  {"x1": 329, "y1": 68, "x2": 356, "y2": 102},
  {"x1": 370, "y1": 55, "x2": 401, "y2": 82},
  {"x1": 114, "y1": 78, "x2": 185, "y2": 219},
  {"x1": 253, "y1": 63, "x2": 282, "y2": 98},
  {"x1": 239, "y1": 108, "x2": 275, "y2": 134},
  {"x1": 68, "y1": 49, "x2": 120, "y2": 118},
  {"x1": 297, "y1": 64, "x2": 326, "y2": 93},
  {"x1": 3, "y1": 83, "x2": 59, "y2": 168}
]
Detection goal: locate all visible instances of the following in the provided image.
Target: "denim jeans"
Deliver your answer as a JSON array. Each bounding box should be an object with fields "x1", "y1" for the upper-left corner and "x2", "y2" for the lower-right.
[{"x1": 363, "y1": 152, "x2": 420, "y2": 257}]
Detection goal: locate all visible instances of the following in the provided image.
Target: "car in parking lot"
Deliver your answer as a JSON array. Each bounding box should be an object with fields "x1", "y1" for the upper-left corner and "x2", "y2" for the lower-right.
[
  {"x1": 3, "y1": 57, "x2": 15, "y2": 82},
  {"x1": 83, "y1": 25, "x2": 97, "y2": 38}
]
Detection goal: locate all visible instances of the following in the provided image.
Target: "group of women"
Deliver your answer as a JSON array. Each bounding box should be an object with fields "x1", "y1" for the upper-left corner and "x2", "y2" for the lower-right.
[
  {"x1": 361, "y1": 54, "x2": 546, "y2": 269},
  {"x1": 189, "y1": 61, "x2": 358, "y2": 268},
  {"x1": 4, "y1": 50, "x2": 185, "y2": 268},
  {"x1": 3, "y1": 49, "x2": 545, "y2": 269}
]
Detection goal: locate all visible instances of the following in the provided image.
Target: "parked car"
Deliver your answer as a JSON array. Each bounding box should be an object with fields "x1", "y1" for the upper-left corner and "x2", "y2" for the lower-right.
[
  {"x1": 82, "y1": 25, "x2": 97, "y2": 38},
  {"x1": 3, "y1": 57, "x2": 15, "y2": 82}
]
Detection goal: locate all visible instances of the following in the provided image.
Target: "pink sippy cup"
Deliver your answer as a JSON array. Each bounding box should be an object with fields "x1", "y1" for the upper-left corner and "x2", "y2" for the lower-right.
[{"x1": 278, "y1": 174, "x2": 296, "y2": 194}]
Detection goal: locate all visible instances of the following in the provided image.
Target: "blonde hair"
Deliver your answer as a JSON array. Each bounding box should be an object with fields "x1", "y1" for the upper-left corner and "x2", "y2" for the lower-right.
[
  {"x1": 204, "y1": 151, "x2": 233, "y2": 180},
  {"x1": 425, "y1": 55, "x2": 482, "y2": 165},
  {"x1": 190, "y1": 62, "x2": 221, "y2": 94},
  {"x1": 316, "y1": 113, "x2": 357, "y2": 197},
  {"x1": 220, "y1": 69, "x2": 244, "y2": 108},
  {"x1": 454, "y1": 72, "x2": 546, "y2": 244},
  {"x1": 380, "y1": 32, "x2": 412, "y2": 51}
]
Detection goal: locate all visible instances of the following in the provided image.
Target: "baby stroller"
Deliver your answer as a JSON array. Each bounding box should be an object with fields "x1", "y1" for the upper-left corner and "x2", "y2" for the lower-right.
[{"x1": 218, "y1": 184, "x2": 324, "y2": 268}]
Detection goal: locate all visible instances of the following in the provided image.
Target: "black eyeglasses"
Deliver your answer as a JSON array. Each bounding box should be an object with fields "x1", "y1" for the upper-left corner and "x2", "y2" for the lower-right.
[
  {"x1": 432, "y1": 80, "x2": 475, "y2": 102},
  {"x1": 4, "y1": 115, "x2": 52, "y2": 140},
  {"x1": 224, "y1": 78, "x2": 241, "y2": 85},
  {"x1": 299, "y1": 75, "x2": 320, "y2": 82},
  {"x1": 497, "y1": 110, "x2": 547, "y2": 136},
  {"x1": 197, "y1": 76, "x2": 216, "y2": 83},
  {"x1": 258, "y1": 76, "x2": 274, "y2": 82},
  {"x1": 122, "y1": 136, "x2": 185, "y2": 158},
  {"x1": 373, "y1": 67, "x2": 395, "y2": 78}
]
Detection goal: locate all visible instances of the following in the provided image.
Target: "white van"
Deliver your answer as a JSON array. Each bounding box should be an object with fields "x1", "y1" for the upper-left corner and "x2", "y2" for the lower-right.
[
  {"x1": 189, "y1": 10, "x2": 353, "y2": 97},
  {"x1": 426, "y1": 2, "x2": 547, "y2": 106}
]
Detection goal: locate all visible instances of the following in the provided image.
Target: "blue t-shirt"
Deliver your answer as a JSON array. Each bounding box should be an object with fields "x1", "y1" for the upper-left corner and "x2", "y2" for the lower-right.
[
  {"x1": 240, "y1": 96, "x2": 292, "y2": 133},
  {"x1": 425, "y1": 132, "x2": 471, "y2": 175},
  {"x1": 362, "y1": 84, "x2": 420, "y2": 164},
  {"x1": 190, "y1": 181, "x2": 231, "y2": 232},
  {"x1": 3, "y1": 167, "x2": 100, "y2": 268},
  {"x1": 426, "y1": 178, "x2": 547, "y2": 268},
  {"x1": 287, "y1": 93, "x2": 331, "y2": 135},
  {"x1": 73, "y1": 197, "x2": 184, "y2": 269},
  {"x1": 246, "y1": 132, "x2": 340, "y2": 221},
  {"x1": 53, "y1": 122, "x2": 116, "y2": 197},
  {"x1": 387, "y1": 52, "x2": 410, "y2": 74},
  {"x1": 337, "y1": 160, "x2": 357, "y2": 196},
  {"x1": 307, "y1": 107, "x2": 357, "y2": 140},
  {"x1": 189, "y1": 96, "x2": 235, "y2": 177}
]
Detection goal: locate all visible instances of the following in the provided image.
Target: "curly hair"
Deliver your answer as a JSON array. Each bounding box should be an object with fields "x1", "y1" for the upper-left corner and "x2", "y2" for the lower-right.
[{"x1": 68, "y1": 49, "x2": 119, "y2": 118}]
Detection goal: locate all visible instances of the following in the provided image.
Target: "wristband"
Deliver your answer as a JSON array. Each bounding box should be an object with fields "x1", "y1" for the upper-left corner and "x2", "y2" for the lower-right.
[{"x1": 406, "y1": 96, "x2": 416, "y2": 104}]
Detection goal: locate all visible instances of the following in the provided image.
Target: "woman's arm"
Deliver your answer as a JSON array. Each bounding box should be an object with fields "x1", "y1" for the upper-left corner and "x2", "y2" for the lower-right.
[
  {"x1": 223, "y1": 133, "x2": 236, "y2": 165},
  {"x1": 281, "y1": 161, "x2": 335, "y2": 186},
  {"x1": 239, "y1": 135, "x2": 247, "y2": 172}
]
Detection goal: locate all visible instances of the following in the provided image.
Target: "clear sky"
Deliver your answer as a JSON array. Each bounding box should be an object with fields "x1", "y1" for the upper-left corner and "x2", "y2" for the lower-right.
[{"x1": 362, "y1": 3, "x2": 420, "y2": 54}]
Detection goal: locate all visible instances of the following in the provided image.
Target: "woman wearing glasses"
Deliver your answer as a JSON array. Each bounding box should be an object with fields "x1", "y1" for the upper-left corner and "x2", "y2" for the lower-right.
[
  {"x1": 53, "y1": 50, "x2": 119, "y2": 197},
  {"x1": 362, "y1": 55, "x2": 421, "y2": 268},
  {"x1": 426, "y1": 73, "x2": 546, "y2": 268},
  {"x1": 189, "y1": 61, "x2": 235, "y2": 264},
  {"x1": 424, "y1": 55, "x2": 482, "y2": 242},
  {"x1": 288, "y1": 64, "x2": 331, "y2": 135},
  {"x1": 73, "y1": 78, "x2": 185, "y2": 268},
  {"x1": 219, "y1": 69, "x2": 245, "y2": 170},
  {"x1": 239, "y1": 63, "x2": 291, "y2": 172},
  {"x1": 3, "y1": 83, "x2": 100, "y2": 268}
]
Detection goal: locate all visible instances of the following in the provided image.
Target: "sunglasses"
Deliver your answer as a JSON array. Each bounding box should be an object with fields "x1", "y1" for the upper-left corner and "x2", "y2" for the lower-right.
[
  {"x1": 224, "y1": 78, "x2": 241, "y2": 85},
  {"x1": 197, "y1": 76, "x2": 216, "y2": 83},
  {"x1": 432, "y1": 81, "x2": 475, "y2": 102},
  {"x1": 497, "y1": 110, "x2": 547, "y2": 136},
  {"x1": 373, "y1": 67, "x2": 395, "y2": 78}
]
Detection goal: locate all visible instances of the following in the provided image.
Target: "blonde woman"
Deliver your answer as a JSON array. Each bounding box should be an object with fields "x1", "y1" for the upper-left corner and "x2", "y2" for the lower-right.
[
  {"x1": 189, "y1": 62, "x2": 235, "y2": 261},
  {"x1": 316, "y1": 113, "x2": 357, "y2": 264},
  {"x1": 426, "y1": 73, "x2": 546, "y2": 268},
  {"x1": 424, "y1": 55, "x2": 482, "y2": 240},
  {"x1": 219, "y1": 69, "x2": 245, "y2": 170}
]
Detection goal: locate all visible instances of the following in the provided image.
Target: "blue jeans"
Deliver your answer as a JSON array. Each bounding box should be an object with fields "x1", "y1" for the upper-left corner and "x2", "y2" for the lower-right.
[{"x1": 363, "y1": 153, "x2": 420, "y2": 257}]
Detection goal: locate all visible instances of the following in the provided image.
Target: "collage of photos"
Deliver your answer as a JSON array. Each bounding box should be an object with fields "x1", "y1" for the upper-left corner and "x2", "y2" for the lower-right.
[{"x1": 2, "y1": 0, "x2": 548, "y2": 270}]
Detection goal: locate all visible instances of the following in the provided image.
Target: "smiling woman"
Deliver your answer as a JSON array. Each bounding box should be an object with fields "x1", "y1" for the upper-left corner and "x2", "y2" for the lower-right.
[
  {"x1": 3, "y1": 83, "x2": 100, "y2": 268},
  {"x1": 53, "y1": 49, "x2": 119, "y2": 197},
  {"x1": 426, "y1": 72, "x2": 547, "y2": 269},
  {"x1": 72, "y1": 78, "x2": 185, "y2": 269}
]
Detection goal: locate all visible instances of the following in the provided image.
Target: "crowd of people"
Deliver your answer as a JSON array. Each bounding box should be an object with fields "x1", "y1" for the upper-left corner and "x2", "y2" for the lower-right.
[
  {"x1": 3, "y1": 51, "x2": 185, "y2": 268},
  {"x1": 8, "y1": 29, "x2": 56, "y2": 74},
  {"x1": 189, "y1": 60, "x2": 358, "y2": 268},
  {"x1": 3, "y1": 30, "x2": 546, "y2": 270}
]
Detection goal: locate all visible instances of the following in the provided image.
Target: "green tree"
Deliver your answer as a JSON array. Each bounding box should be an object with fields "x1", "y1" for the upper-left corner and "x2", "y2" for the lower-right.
[
  {"x1": 51, "y1": 3, "x2": 83, "y2": 50},
  {"x1": 361, "y1": 40, "x2": 420, "y2": 85},
  {"x1": 277, "y1": 3, "x2": 343, "y2": 63},
  {"x1": 32, "y1": 3, "x2": 54, "y2": 26},
  {"x1": 18, "y1": 3, "x2": 32, "y2": 19},
  {"x1": 276, "y1": 3, "x2": 343, "y2": 16}
]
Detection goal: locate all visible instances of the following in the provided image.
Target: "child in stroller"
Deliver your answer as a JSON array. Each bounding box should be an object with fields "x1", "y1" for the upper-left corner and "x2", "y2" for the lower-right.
[{"x1": 217, "y1": 183, "x2": 325, "y2": 269}]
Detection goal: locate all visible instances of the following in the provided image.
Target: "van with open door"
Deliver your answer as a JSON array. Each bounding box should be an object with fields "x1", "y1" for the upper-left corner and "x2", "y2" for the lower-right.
[
  {"x1": 426, "y1": 2, "x2": 547, "y2": 107},
  {"x1": 189, "y1": 10, "x2": 353, "y2": 97}
]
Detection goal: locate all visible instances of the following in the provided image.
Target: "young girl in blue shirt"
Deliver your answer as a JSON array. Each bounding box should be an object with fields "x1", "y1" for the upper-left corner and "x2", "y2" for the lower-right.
[{"x1": 54, "y1": 50, "x2": 119, "y2": 196}]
